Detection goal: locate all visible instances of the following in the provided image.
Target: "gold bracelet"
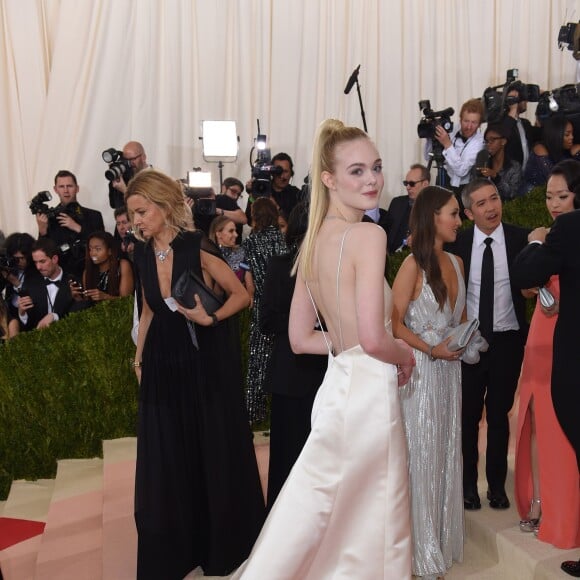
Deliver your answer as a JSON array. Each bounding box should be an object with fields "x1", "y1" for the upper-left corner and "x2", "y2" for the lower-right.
[{"x1": 132, "y1": 360, "x2": 143, "y2": 368}]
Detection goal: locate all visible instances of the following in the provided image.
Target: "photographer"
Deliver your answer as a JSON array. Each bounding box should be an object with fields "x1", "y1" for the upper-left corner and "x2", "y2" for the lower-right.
[
  {"x1": 36, "y1": 170, "x2": 104, "y2": 278},
  {"x1": 0, "y1": 232, "x2": 41, "y2": 336},
  {"x1": 114, "y1": 205, "x2": 136, "y2": 260},
  {"x1": 17, "y1": 238, "x2": 75, "y2": 331},
  {"x1": 216, "y1": 177, "x2": 248, "y2": 244},
  {"x1": 499, "y1": 81, "x2": 539, "y2": 169},
  {"x1": 108, "y1": 141, "x2": 149, "y2": 208},
  {"x1": 245, "y1": 152, "x2": 302, "y2": 223},
  {"x1": 424, "y1": 98, "x2": 485, "y2": 191}
]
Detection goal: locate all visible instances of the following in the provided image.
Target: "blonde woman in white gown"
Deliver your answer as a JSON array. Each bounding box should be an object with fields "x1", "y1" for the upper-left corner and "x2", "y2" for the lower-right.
[{"x1": 231, "y1": 119, "x2": 415, "y2": 579}]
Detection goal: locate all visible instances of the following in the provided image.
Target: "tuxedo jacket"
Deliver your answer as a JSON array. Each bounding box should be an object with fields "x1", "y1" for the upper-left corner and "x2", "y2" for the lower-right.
[
  {"x1": 499, "y1": 116, "x2": 538, "y2": 166},
  {"x1": 446, "y1": 222, "x2": 530, "y2": 336},
  {"x1": 385, "y1": 195, "x2": 412, "y2": 254},
  {"x1": 20, "y1": 273, "x2": 74, "y2": 331},
  {"x1": 260, "y1": 253, "x2": 327, "y2": 397},
  {"x1": 512, "y1": 210, "x2": 580, "y2": 387}
]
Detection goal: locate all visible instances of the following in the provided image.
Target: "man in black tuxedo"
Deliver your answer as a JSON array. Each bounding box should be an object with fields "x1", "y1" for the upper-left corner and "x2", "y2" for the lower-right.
[
  {"x1": 18, "y1": 238, "x2": 74, "y2": 331},
  {"x1": 513, "y1": 212, "x2": 580, "y2": 577},
  {"x1": 384, "y1": 164, "x2": 430, "y2": 253},
  {"x1": 446, "y1": 178, "x2": 529, "y2": 511},
  {"x1": 36, "y1": 170, "x2": 104, "y2": 278}
]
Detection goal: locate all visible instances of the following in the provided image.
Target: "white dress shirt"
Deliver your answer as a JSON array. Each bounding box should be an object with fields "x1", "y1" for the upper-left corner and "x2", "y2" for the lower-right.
[{"x1": 466, "y1": 224, "x2": 519, "y2": 332}]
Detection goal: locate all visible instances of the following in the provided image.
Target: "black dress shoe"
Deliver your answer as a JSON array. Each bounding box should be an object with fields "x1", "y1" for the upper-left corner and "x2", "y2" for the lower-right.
[
  {"x1": 487, "y1": 489, "x2": 510, "y2": 509},
  {"x1": 463, "y1": 489, "x2": 481, "y2": 510},
  {"x1": 562, "y1": 559, "x2": 580, "y2": 577}
]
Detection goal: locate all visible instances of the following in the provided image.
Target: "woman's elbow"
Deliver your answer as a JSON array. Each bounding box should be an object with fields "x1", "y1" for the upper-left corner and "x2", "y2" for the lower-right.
[{"x1": 359, "y1": 332, "x2": 383, "y2": 358}]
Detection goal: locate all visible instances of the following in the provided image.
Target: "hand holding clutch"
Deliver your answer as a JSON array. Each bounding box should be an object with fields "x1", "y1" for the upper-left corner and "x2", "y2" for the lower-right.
[{"x1": 443, "y1": 319, "x2": 489, "y2": 365}]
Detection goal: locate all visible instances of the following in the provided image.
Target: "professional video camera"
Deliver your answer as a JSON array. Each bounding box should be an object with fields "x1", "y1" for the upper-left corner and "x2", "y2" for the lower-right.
[
  {"x1": 482, "y1": 69, "x2": 540, "y2": 123},
  {"x1": 248, "y1": 120, "x2": 283, "y2": 198},
  {"x1": 251, "y1": 151, "x2": 283, "y2": 198},
  {"x1": 182, "y1": 170, "x2": 216, "y2": 218},
  {"x1": 558, "y1": 20, "x2": 580, "y2": 55},
  {"x1": 417, "y1": 100, "x2": 454, "y2": 140},
  {"x1": 28, "y1": 190, "x2": 74, "y2": 219},
  {"x1": 102, "y1": 148, "x2": 134, "y2": 183},
  {"x1": 536, "y1": 84, "x2": 580, "y2": 121}
]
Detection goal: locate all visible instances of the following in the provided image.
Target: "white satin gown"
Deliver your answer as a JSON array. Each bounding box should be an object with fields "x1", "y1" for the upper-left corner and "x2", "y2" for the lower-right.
[{"x1": 231, "y1": 236, "x2": 411, "y2": 579}]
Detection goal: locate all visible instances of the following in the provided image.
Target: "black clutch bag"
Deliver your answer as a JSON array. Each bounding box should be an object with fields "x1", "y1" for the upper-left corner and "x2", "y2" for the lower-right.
[{"x1": 172, "y1": 269, "x2": 224, "y2": 314}]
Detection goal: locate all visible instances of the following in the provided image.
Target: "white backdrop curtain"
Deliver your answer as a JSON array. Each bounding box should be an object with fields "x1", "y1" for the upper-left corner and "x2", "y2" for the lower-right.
[{"x1": 0, "y1": 0, "x2": 578, "y2": 235}]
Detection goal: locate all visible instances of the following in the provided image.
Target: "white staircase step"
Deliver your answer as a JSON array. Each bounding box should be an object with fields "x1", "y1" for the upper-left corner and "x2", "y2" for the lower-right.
[
  {"x1": 102, "y1": 437, "x2": 137, "y2": 580},
  {"x1": 34, "y1": 458, "x2": 103, "y2": 580},
  {"x1": 0, "y1": 479, "x2": 55, "y2": 580}
]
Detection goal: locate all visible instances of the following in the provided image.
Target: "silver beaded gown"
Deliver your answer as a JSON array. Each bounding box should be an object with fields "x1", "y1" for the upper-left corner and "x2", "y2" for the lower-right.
[{"x1": 399, "y1": 252, "x2": 464, "y2": 579}]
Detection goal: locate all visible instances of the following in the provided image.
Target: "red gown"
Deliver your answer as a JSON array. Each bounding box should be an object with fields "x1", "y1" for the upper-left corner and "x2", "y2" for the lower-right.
[{"x1": 514, "y1": 276, "x2": 580, "y2": 549}]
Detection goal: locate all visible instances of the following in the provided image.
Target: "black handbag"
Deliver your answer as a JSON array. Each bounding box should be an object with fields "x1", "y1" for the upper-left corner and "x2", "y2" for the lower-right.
[{"x1": 172, "y1": 269, "x2": 224, "y2": 314}]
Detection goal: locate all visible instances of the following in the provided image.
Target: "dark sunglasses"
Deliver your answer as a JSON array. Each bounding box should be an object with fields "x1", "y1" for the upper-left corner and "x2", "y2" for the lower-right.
[{"x1": 403, "y1": 179, "x2": 425, "y2": 187}]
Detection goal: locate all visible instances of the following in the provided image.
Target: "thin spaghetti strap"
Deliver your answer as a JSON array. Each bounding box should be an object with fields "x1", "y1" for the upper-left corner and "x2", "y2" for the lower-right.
[
  {"x1": 305, "y1": 281, "x2": 333, "y2": 356},
  {"x1": 336, "y1": 226, "x2": 354, "y2": 354}
]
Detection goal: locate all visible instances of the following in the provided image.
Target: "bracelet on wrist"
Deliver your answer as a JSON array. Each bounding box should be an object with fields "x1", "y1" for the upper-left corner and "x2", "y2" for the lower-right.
[
  {"x1": 428, "y1": 345, "x2": 436, "y2": 361},
  {"x1": 210, "y1": 313, "x2": 219, "y2": 327},
  {"x1": 132, "y1": 360, "x2": 143, "y2": 368}
]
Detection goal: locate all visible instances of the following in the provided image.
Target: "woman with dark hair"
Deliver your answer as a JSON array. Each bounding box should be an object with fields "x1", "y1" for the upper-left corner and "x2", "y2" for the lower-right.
[
  {"x1": 524, "y1": 115, "x2": 580, "y2": 189},
  {"x1": 125, "y1": 170, "x2": 265, "y2": 578},
  {"x1": 71, "y1": 231, "x2": 134, "y2": 302},
  {"x1": 260, "y1": 202, "x2": 327, "y2": 509},
  {"x1": 392, "y1": 186, "x2": 466, "y2": 579},
  {"x1": 0, "y1": 232, "x2": 40, "y2": 336},
  {"x1": 473, "y1": 124, "x2": 523, "y2": 200},
  {"x1": 241, "y1": 197, "x2": 287, "y2": 423},
  {"x1": 515, "y1": 159, "x2": 580, "y2": 549}
]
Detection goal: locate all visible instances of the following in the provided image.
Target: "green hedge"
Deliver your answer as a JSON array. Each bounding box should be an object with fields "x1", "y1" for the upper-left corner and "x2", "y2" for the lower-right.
[
  {"x1": 0, "y1": 186, "x2": 550, "y2": 499},
  {"x1": 0, "y1": 298, "x2": 137, "y2": 498}
]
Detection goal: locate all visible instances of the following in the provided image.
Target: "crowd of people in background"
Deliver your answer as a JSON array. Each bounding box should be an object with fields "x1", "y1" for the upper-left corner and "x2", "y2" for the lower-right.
[{"x1": 2, "y1": 92, "x2": 580, "y2": 578}]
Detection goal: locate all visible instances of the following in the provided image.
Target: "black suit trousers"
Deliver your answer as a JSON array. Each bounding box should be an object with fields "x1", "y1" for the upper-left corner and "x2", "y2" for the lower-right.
[{"x1": 461, "y1": 330, "x2": 524, "y2": 493}]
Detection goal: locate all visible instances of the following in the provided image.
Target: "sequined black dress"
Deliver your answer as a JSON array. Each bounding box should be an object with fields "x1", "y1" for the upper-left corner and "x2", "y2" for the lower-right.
[{"x1": 241, "y1": 226, "x2": 287, "y2": 422}]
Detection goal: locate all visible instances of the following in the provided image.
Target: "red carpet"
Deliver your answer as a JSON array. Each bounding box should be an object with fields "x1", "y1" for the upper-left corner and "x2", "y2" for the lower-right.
[{"x1": 0, "y1": 517, "x2": 45, "y2": 550}]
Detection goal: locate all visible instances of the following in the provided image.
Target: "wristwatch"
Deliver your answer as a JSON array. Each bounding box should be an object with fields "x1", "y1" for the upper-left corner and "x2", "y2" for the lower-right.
[{"x1": 210, "y1": 313, "x2": 219, "y2": 326}]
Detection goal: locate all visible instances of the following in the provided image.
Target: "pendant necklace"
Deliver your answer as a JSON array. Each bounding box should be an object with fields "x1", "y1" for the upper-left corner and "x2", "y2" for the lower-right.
[{"x1": 154, "y1": 246, "x2": 172, "y2": 262}]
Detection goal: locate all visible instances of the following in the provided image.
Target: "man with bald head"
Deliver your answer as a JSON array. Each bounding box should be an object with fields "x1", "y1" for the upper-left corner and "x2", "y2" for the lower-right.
[{"x1": 109, "y1": 140, "x2": 150, "y2": 207}]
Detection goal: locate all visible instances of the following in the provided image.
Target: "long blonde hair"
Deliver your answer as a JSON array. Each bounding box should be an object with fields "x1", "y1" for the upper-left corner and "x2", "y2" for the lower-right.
[
  {"x1": 295, "y1": 119, "x2": 368, "y2": 279},
  {"x1": 124, "y1": 169, "x2": 194, "y2": 241}
]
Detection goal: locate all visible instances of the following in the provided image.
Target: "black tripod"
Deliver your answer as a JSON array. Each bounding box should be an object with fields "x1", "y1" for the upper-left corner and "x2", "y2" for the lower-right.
[{"x1": 426, "y1": 139, "x2": 448, "y2": 187}]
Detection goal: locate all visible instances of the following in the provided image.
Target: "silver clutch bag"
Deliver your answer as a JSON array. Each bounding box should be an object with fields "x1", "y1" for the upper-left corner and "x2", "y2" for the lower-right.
[
  {"x1": 443, "y1": 319, "x2": 480, "y2": 351},
  {"x1": 538, "y1": 286, "x2": 555, "y2": 309}
]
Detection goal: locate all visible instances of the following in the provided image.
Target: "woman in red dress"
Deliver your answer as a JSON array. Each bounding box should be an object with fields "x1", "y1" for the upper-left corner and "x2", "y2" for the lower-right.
[{"x1": 515, "y1": 159, "x2": 580, "y2": 549}]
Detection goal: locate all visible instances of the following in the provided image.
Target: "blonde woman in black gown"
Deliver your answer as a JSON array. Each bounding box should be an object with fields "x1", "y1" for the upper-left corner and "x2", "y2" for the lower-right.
[{"x1": 126, "y1": 170, "x2": 265, "y2": 579}]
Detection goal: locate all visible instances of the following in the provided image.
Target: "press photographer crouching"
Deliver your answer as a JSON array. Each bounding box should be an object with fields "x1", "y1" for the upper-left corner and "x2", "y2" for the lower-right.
[
  {"x1": 0, "y1": 232, "x2": 41, "y2": 336},
  {"x1": 17, "y1": 238, "x2": 76, "y2": 331},
  {"x1": 33, "y1": 170, "x2": 105, "y2": 279}
]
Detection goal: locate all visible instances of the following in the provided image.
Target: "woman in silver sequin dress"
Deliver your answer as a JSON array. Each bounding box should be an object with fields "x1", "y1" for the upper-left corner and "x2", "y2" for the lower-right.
[{"x1": 392, "y1": 186, "x2": 465, "y2": 579}]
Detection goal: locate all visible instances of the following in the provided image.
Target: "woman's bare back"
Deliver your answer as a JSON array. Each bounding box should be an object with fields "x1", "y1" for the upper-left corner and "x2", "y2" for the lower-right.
[{"x1": 306, "y1": 220, "x2": 390, "y2": 355}]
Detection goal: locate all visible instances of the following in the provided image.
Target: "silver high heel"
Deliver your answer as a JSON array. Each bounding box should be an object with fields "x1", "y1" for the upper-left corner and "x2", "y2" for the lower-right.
[{"x1": 519, "y1": 498, "x2": 541, "y2": 532}]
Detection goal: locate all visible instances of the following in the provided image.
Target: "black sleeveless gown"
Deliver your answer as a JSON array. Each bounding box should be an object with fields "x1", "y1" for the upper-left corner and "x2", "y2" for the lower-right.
[{"x1": 133, "y1": 231, "x2": 265, "y2": 579}]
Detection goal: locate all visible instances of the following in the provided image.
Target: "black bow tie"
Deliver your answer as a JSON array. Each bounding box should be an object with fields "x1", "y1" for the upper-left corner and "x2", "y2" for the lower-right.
[
  {"x1": 44, "y1": 278, "x2": 61, "y2": 287},
  {"x1": 455, "y1": 134, "x2": 468, "y2": 143}
]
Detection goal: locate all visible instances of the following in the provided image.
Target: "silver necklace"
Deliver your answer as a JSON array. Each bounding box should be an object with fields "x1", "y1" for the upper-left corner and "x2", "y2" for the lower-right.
[{"x1": 154, "y1": 246, "x2": 172, "y2": 262}]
